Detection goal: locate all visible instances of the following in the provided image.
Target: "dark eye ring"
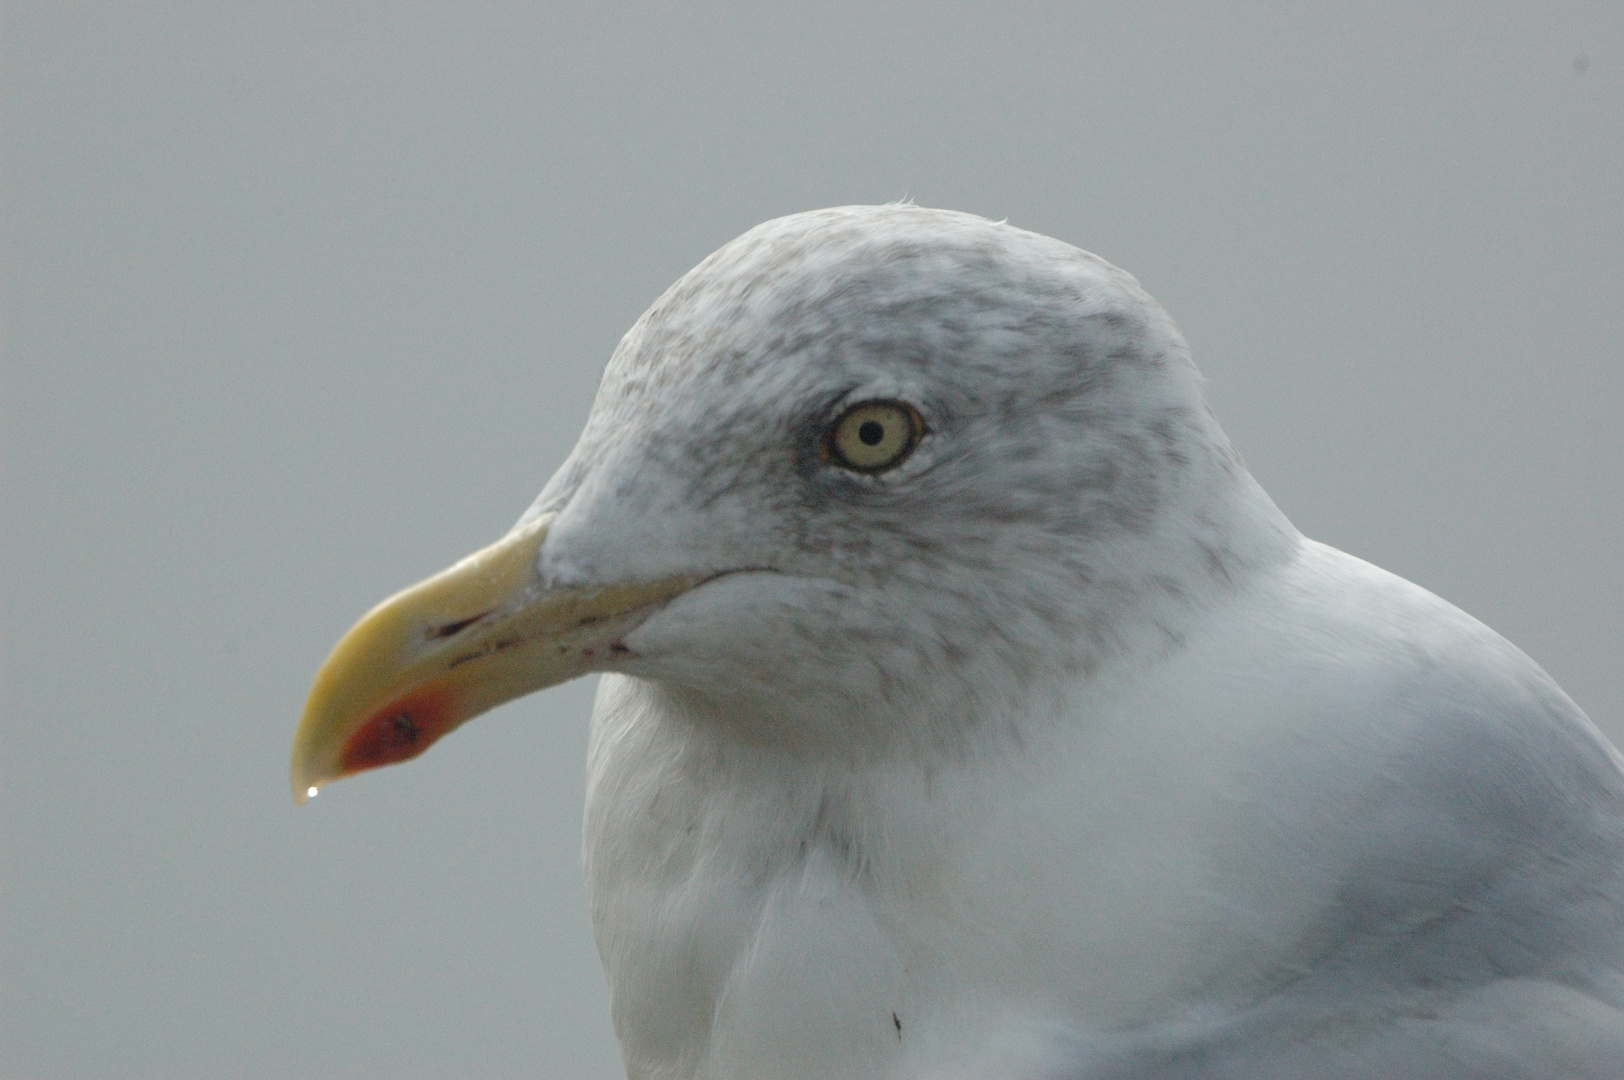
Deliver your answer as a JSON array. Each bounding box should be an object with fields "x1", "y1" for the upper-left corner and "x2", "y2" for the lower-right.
[{"x1": 821, "y1": 400, "x2": 925, "y2": 473}]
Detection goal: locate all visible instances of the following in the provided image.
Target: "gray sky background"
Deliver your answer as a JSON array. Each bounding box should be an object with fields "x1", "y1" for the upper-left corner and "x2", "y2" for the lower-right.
[{"x1": 4, "y1": 4, "x2": 1621, "y2": 1078}]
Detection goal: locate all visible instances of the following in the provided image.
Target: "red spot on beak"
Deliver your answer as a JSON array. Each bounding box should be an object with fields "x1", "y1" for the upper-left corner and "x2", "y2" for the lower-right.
[{"x1": 340, "y1": 686, "x2": 459, "y2": 775}]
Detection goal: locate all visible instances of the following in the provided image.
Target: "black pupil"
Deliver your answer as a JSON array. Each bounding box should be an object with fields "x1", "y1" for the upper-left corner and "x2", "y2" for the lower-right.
[{"x1": 858, "y1": 420, "x2": 886, "y2": 446}]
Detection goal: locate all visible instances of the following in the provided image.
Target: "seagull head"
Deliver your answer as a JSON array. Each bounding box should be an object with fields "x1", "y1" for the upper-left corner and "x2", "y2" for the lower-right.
[{"x1": 292, "y1": 205, "x2": 1293, "y2": 798}]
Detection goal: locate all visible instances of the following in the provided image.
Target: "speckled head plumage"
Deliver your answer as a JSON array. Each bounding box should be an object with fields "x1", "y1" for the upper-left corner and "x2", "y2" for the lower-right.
[{"x1": 522, "y1": 205, "x2": 1294, "y2": 741}]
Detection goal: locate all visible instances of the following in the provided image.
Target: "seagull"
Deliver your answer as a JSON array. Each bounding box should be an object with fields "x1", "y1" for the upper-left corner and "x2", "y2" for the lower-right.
[{"x1": 292, "y1": 205, "x2": 1624, "y2": 1079}]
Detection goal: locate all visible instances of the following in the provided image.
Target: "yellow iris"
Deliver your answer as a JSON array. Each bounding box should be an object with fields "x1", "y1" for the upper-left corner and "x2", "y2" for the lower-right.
[{"x1": 826, "y1": 401, "x2": 924, "y2": 473}]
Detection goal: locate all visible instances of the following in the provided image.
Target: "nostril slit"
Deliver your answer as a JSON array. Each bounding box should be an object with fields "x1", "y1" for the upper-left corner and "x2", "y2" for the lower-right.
[{"x1": 427, "y1": 611, "x2": 491, "y2": 640}]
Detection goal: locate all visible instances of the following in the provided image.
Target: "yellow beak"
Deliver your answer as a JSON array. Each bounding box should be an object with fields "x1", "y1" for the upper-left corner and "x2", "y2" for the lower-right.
[{"x1": 290, "y1": 514, "x2": 699, "y2": 803}]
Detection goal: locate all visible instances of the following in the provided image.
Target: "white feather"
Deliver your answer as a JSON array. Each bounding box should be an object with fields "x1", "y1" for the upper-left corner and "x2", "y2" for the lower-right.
[{"x1": 516, "y1": 205, "x2": 1624, "y2": 1078}]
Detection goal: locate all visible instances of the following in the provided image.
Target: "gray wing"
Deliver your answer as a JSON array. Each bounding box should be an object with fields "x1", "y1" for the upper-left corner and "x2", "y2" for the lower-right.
[
  {"x1": 1076, "y1": 638, "x2": 1624, "y2": 1078},
  {"x1": 1071, "y1": 979, "x2": 1624, "y2": 1079}
]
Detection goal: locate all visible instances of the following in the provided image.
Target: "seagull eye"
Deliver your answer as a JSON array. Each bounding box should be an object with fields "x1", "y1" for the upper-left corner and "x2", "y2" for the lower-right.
[{"x1": 825, "y1": 400, "x2": 924, "y2": 473}]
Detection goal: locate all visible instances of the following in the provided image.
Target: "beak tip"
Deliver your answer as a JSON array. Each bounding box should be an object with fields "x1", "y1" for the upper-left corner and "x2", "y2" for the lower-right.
[{"x1": 290, "y1": 739, "x2": 326, "y2": 804}]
